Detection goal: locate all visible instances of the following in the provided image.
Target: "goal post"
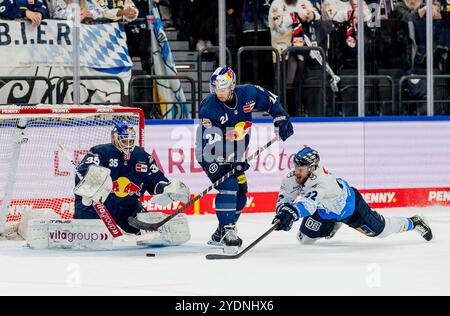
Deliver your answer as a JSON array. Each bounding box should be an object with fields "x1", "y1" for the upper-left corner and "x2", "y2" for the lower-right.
[{"x1": 0, "y1": 105, "x2": 145, "y2": 235}]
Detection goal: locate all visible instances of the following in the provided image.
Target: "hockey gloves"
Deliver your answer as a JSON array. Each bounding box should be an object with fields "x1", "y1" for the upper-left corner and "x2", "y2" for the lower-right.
[
  {"x1": 151, "y1": 179, "x2": 191, "y2": 207},
  {"x1": 234, "y1": 161, "x2": 250, "y2": 173},
  {"x1": 273, "y1": 203, "x2": 300, "y2": 231},
  {"x1": 206, "y1": 161, "x2": 250, "y2": 183},
  {"x1": 274, "y1": 116, "x2": 294, "y2": 141}
]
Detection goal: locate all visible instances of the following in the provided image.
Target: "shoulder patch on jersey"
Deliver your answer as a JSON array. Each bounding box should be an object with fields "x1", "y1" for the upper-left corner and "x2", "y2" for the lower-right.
[
  {"x1": 136, "y1": 162, "x2": 148, "y2": 173},
  {"x1": 243, "y1": 101, "x2": 256, "y2": 113}
]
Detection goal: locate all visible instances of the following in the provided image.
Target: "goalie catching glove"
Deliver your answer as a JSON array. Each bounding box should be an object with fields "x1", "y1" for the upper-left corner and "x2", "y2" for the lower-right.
[
  {"x1": 150, "y1": 179, "x2": 190, "y2": 207},
  {"x1": 74, "y1": 165, "x2": 113, "y2": 206}
]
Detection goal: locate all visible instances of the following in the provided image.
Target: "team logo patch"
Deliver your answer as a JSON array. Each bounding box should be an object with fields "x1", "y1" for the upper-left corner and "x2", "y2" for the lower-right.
[
  {"x1": 112, "y1": 177, "x2": 142, "y2": 198},
  {"x1": 305, "y1": 217, "x2": 322, "y2": 232},
  {"x1": 136, "y1": 163, "x2": 148, "y2": 173},
  {"x1": 243, "y1": 101, "x2": 255, "y2": 113},
  {"x1": 209, "y1": 163, "x2": 219, "y2": 174}
]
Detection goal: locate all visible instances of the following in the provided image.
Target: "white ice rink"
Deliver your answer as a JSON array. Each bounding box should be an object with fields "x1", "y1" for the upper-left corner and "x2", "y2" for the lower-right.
[{"x1": 1, "y1": 207, "x2": 449, "y2": 296}]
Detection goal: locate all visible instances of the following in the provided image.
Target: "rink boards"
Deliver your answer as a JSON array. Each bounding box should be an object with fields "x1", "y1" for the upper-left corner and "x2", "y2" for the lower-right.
[{"x1": 3, "y1": 117, "x2": 450, "y2": 220}]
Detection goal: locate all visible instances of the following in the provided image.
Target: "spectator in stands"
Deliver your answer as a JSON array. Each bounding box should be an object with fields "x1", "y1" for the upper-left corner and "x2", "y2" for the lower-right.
[
  {"x1": 50, "y1": 0, "x2": 101, "y2": 21},
  {"x1": 269, "y1": 0, "x2": 321, "y2": 116},
  {"x1": 95, "y1": 0, "x2": 138, "y2": 22},
  {"x1": 0, "y1": 0, "x2": 49, "y2": 27},
  {"x1": 322, "y1": 0, "x2": 372, "y2": 68},
  {"x1": 125, "y1": 0, "x2": 158, "y2": 76},
  {"x1": 393, "y1": 0, "x2": 448, "y2": 71}
]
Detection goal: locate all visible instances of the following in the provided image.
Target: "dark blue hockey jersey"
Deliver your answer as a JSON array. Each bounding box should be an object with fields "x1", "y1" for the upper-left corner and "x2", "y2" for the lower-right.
[
  {"x1": 196, "y1": 84, "x2": 289, "y2": 171},
  {"x1": 0, "y1": 0, "x2": 49, "y2": 20},
  {"x1": 75, "y1": 144, "x2": 168, "y2": 232}
]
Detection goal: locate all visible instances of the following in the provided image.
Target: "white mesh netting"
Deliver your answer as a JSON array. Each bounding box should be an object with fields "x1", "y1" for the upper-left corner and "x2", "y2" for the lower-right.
[{"x1": 0, "y1": 105, "x2": 143, "y2": 229}]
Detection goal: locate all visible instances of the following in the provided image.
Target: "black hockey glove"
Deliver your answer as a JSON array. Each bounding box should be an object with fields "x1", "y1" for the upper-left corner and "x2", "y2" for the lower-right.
[
  {"x1": 274, "y1": 116, "x2": 294, "y2": 141},
  {"x1": 234, "y1": 161, "x2": 250, "y2": 173},
  {"x1": 205, "y1": 161, "x2": 233, "y2": 183},
  {"x1": 273, "y1": 203, "x2": 300, "y2": 231}
]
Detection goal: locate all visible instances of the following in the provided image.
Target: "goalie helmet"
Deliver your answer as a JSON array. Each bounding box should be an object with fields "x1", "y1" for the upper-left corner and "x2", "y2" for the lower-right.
[
  {"x1": 111, "y1": 121, "x2": 136, "y2": 159},
  {"x1": 293, "y1": 146, "x2": 320, "y2": 169},
  {"x1": 209, "y1": 67, "x2": 236, "y2": 95}
]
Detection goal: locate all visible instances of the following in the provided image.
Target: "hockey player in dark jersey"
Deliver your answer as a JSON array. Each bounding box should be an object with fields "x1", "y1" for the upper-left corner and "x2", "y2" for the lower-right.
[
  {"x1": 74, "y1": 121, "x2": 190, "y2": 235},
  {"x1": 195, "y1": 66, "x2": 294, "y2": 252}
]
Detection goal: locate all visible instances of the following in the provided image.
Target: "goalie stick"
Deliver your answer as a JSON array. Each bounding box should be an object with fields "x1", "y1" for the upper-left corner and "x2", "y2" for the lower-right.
[
  {"x1": 205, "y1": 220, "x2": 280, "y2": 260},
  {"x1": 58, "y1": 144, "x2": 124, "y2": 238},
  {"x1": 128, "y1": 137, "x2": 279, "y2": 232},
  {"x1": 0, "y1": 119, "x2": 28, "y2": 235}
]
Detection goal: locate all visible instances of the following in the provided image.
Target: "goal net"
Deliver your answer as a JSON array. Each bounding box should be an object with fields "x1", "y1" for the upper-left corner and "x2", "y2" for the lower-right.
[{"x1": 0, "y1": 105, "x2": 144, "y2": 235}]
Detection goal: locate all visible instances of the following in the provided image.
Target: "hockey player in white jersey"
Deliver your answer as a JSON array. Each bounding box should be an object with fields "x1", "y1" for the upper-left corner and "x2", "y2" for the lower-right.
[{"x1": 273, "y1": 146, "x2": 433, "y2": 243}]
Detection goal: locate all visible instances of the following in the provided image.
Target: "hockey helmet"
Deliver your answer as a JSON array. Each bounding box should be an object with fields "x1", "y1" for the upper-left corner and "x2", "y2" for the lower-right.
[
  {"x1": 293, "y1": 146, "x2": 320, "y2": 169},
  {"x1": 111, "y1": 121, "x2": 137, "y2": 157},
  {"x1": 209, "y1": 67, "x2": 236, "y2": 95}
]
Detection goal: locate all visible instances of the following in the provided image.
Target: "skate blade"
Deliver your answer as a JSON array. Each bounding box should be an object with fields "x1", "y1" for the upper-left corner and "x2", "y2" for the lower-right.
[{"x1": 207, "y1": 240, "x2": 222, "y2": 246}]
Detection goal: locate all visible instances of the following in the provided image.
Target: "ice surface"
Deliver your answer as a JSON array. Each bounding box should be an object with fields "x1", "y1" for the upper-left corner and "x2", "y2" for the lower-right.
[{"x1": 1, "y1": 207, "x2": 449, "y2": 296}]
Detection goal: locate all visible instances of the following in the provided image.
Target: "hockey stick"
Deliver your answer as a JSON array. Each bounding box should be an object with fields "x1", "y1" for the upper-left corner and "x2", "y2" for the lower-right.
[
  {"x1": 58, "y1": 144, "x2": 125, "y2": 239},
  {"x1": 205, "y1": 220, "x2": 280, "y2": 260},
  {"x1": 128, "y1": 137, "x2": 279, "y2": 231},
  {"x1": 59, "y1": 144, "x2": 162, "y2": 243},
  {"x1": 303, "y1": 34, "x2": 341, "y2": 92},
  {"x1": 0, "y1": 119, "x2": 28, "y2": 235}
]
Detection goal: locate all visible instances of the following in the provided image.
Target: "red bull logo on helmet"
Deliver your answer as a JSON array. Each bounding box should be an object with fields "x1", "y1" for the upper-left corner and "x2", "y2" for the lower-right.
[{"x1": 112, "y1": 177, "x2": 142, "y2": 198}]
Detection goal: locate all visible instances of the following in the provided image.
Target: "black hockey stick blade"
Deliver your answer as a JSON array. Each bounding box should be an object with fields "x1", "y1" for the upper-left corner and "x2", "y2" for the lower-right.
[
  {"x1": 205, "y1": 220, "x2": 280, "y2": 260},
  {"x1": 128, "y1": 216, "x2": 160, "y2": 231}
]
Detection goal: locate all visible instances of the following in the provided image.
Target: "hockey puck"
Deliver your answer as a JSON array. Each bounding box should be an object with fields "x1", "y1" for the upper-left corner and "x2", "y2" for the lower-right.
[{"x1": 146, "y1": 253, "x2": 156, "y2": 257}]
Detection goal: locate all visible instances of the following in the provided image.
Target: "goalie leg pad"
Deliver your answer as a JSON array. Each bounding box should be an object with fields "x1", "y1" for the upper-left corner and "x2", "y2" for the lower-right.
[
  {"x1": 27, "y1": 219, "x2": 114, "y2": 250},
  {"x1": 136, "y1": 212, "x2": 191, "y2": 246}
]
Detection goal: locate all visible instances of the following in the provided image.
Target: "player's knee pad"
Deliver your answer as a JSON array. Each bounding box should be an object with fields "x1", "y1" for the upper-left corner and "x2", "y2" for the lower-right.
[
  {"x1": 27, "y1": 219, "x2": 113, "y2": 250},
  {"x1": 297, "y1": 232, "x2": 319, "y2": 245}
]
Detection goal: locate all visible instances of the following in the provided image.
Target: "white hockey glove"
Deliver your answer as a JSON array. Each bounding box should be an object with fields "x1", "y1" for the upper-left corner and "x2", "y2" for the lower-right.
[
  {"x1": 150, "y1": 179, "x2": 190, "y2": 207},
  {"x1": 74, "y1": 165, "x2": 113, "y2": 206}
]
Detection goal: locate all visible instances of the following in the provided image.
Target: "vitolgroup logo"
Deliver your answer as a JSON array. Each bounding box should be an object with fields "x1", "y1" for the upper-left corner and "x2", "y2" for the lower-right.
[{"x1": 49, "y1": 230, "x2": 109, "y2": 243}]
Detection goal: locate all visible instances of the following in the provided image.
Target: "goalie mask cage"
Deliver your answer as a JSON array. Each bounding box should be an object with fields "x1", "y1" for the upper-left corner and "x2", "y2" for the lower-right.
[{"x1": 0, "y1": 105, "x2": 145, "y2": 234}]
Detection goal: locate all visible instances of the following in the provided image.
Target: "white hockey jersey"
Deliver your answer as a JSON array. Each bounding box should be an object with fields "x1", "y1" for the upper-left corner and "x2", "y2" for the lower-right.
[
  {"x1": 277, "y1": 167, "x2": 356, "y2": 221},
  {"x1": 269, "y1": 0, "x2": 321, "y2": 57},
  {"x1": 322, "y1": 0, "x2": 372, "y2": 23}
]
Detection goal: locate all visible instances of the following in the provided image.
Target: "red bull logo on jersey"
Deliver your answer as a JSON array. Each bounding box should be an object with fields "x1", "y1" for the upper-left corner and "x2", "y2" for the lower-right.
[
  {"x1": 225, "y1": 121, "x2": 252, "y2": 141},
  {"x1": 112, "y1": 177, "x2": 142, "y2": 198}
]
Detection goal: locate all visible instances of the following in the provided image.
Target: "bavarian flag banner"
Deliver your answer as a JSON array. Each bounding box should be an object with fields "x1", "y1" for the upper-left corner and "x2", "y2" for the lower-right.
[
  {"x1": 147, "y1": 0, "x2": 189, "y2": 119},
  {"x1": 0, "y1": 20, "x2": 131, "y2": 105}
]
